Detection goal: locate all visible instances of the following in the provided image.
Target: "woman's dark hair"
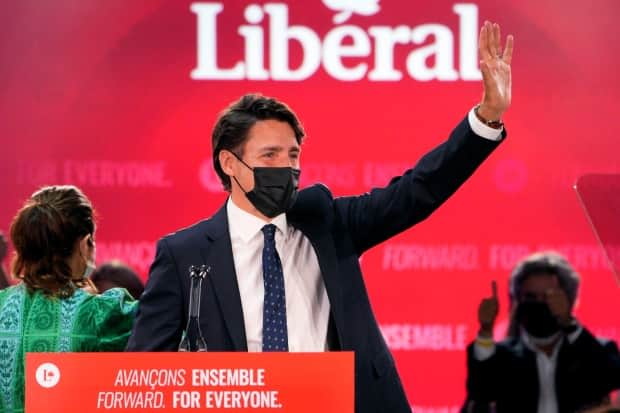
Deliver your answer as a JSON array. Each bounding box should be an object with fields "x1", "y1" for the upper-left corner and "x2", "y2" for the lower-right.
[
  {"x1": 212, "y1": 93, "x2": 305, "y2": 191},
  {"x1": 10, "y1": 185, "x2": 95, "y2": 297}
]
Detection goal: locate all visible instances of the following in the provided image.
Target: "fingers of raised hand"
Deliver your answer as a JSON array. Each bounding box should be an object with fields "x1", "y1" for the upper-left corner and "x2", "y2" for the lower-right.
[
  {"x1": 479, "y1": 21, "x2": 492, "y2": 61},
  {"x1": 493, "y1": 23, "x2": 501, "y2": 56},
  {"x1": 481, "y1": 297, "x2": 498, "y2": 310},
  {"x1": 479, "y1": 298, "x2": 499, "y2": 319},
  {"x1": 503, "y1": 35, "x2": 514, "y2": 65},
  {"x1": 479, "y1": 21, "x2": 514, "y2": 67}
]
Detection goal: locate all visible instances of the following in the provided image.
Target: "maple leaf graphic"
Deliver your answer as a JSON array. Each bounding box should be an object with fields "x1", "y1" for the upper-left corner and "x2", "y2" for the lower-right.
[{"x1": 322, "y1": 0, "x2": 380, "y2": 24}]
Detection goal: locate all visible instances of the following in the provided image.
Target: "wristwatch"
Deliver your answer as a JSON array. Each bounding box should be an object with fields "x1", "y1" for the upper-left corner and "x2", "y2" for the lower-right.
[{"x1": 474, "y1": 104, "x2": 504, "y2": 129}]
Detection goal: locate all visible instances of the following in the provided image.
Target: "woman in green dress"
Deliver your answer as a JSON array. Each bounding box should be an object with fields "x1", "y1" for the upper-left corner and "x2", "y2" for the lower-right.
[{"x1": 0, "y1": 185, "x2": 137, "y2": 413}]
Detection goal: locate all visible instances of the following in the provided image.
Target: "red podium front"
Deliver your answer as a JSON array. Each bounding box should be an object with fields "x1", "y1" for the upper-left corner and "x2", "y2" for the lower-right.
[{"x1": 26, "y1": 352, "x2": 354, "y2": 412}]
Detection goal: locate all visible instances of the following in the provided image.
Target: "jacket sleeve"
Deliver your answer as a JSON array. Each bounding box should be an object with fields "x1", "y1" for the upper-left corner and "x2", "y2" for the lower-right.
[
  {"x1": 464, "y1": 341, "x2": 503, "y2": 407},
  {"x1": 126, "y1": 238, "x2": 184, "y2": 351},
  {"x1": 563, "y1": 327, "x2": 620, "y2": 391},
  {"x1": 333, "y1": 115, "x2": 504, "y2": 255}
]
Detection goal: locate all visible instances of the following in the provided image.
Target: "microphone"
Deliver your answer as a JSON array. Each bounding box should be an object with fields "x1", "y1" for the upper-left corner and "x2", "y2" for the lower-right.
[{"x1": 178, "y1": 265, "x2": 210, "y2": 352}]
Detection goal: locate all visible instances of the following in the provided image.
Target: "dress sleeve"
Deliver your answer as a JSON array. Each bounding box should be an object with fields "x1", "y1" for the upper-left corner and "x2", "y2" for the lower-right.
[{"x1": 93, "y1": 288, "x2": 138, "y2": 351}]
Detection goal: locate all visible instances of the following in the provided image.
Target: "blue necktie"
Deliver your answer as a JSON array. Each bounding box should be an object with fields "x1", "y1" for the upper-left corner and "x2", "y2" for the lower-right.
[{"x1": 261, "y1": 224, "x2": 288, "y2": 351}]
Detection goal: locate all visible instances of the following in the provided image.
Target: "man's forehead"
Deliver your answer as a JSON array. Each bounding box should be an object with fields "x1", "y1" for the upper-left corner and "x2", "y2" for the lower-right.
[
  {"x1": 255, "y1": 144, "x2": 300, "y2": 152},
  {"x1": 521, "y1": 273, "x2": 559, "y2": 290},
  {"x1": 248, "y1": 119, "x2": 295, "y2": 135},
  {"x1": 245, "y1": 121, "x2": 299, "y2": 150}
]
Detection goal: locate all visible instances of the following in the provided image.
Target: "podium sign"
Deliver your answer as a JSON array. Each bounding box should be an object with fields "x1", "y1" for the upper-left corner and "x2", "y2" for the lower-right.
[{"x1": 26, "y1": 352, "x2": 354, "y2": 412}]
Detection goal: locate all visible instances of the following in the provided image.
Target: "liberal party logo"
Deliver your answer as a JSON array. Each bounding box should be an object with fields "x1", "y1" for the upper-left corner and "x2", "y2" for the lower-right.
[
  {"x1": 191, "y1": 1, "x2": 482, "y2": 82},
  {"x1": 322, "y1": 0, "x2": 380, "y2": 24},
  {"x1": 36, "y1": 362, "x2": 61, "y2": 388}
]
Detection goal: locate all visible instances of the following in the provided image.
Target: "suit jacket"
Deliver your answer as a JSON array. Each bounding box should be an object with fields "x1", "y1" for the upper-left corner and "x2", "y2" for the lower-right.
[
  {"x1": 127, "y1": 115, "x2": 504, "y2": 412},
  {"x1": 463, "y1": 329, "x2": 620, "y2": 413}
]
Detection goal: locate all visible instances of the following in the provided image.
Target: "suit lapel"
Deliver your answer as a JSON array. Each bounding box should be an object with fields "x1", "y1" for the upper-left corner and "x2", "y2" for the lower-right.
[{"x1": 199, "y1": 205, "x2": 248, "y2": 351}]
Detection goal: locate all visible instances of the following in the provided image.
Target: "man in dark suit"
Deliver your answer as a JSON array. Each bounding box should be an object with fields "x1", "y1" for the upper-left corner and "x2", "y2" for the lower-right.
[
  {"x1": 463, "y1": 252, "x2": 620, "y2": 413},
  {"x1": 128, "y1": 21, "x2": 514, "y2": 412}
]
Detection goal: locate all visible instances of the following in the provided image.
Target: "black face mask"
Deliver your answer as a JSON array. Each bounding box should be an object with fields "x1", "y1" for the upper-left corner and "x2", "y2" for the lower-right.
[
  {"x1": 231, "y1": 154, "x2": 301, "y2": 218},
  {"x1": 517, "y1": 301, "x2": 560, "y2": 339}
]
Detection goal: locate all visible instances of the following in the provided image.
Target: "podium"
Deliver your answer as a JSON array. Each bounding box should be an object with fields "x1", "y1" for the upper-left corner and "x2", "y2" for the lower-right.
[{"x1": 26, "y1": 352, "x2": 354, "y2": 412}]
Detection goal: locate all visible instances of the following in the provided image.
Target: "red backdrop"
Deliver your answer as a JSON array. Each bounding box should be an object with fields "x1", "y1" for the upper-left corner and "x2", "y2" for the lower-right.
[{"x1": 1, "y1": 0, "x2": 619, "y2": 410}]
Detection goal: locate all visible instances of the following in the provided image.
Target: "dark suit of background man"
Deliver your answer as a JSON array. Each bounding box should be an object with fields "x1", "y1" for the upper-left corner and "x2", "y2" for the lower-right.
[
  {"x1": 127, "y1": 21, "x2": 515, "y2": 412},
  {"x1": 463, "y1": 252, "x2": 620, "y2": 413}
]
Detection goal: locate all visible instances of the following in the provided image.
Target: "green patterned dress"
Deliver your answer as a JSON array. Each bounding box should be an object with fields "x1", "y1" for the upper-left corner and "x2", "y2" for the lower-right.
[{"x1": 0, "y1": 283, "x2": 137, "y2": 412}]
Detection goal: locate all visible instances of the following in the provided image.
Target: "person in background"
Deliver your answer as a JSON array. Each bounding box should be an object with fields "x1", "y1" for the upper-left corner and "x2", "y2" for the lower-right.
[
  {"x1": 0, "y1": 232, "x2": 9, "y2": 289},
  {"x1": 0, "y1": 185, "x2": 137, "y2": 413},
  {"x1": 90, "y1": 260, "x2": 145, "y2": 299},
  {"x1": 463, "y1": 252, "x2": 620, "y2": 413}
]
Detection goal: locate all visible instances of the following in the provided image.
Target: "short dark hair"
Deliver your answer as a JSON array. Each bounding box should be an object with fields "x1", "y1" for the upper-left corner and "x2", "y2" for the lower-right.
[
  {"x1": 212, "y1": 94, "x2": 305, "y2": 191},
  {"x1": 90, "y1": 260, "x2": 144, "y2": 299},
  {"x1": 10, "y1": 185, "x2": 95, "y2": 297}
]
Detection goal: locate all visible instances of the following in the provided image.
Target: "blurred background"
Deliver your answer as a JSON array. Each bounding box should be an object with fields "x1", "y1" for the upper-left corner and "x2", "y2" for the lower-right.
[{"x1": 1, "y1": 0, "x2": 619, "y2": 410}]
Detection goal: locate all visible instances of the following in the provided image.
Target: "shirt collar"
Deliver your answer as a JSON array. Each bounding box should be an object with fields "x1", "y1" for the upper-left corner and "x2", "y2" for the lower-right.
[{"x1": 226, "y1": 197, "x2": 288, "y2": 243}]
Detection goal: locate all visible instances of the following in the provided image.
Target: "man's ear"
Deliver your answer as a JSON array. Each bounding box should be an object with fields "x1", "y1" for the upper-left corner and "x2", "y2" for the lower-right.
[{"x1": 219, "y1": 150, "x2": 236, "y2": 177}]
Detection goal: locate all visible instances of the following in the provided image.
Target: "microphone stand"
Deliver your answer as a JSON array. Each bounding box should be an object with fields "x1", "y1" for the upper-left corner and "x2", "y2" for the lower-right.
[{"x1": 178, "y1": 265, "x2": 209, "y2": 352}]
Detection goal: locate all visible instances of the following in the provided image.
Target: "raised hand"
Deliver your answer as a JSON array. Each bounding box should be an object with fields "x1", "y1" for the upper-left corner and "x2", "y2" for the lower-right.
[
  {"x1": 478, "y1": 280, "x2": 499, "y2": 337},
  {"x1": 478, "y1": 21, "x2": 514, "y2": 122}
]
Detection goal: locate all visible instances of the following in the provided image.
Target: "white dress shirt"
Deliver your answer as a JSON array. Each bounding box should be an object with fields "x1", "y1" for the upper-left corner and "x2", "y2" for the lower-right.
[
  {"x1": 523, "y1": 333, "x2": 563, "y2": 413},
  {"x1": 227, "y1": 198, "x2": 330, "y2": 352},
  {"x1": 227, "y1": 108, "x2": 500, "y2": 352},
  {"x1": 467, "y1": 107, "x2": 504, "y2": 141}
]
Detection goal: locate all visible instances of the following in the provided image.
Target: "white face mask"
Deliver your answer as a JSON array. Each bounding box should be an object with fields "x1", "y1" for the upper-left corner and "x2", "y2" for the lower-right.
[
  {"x1": 83, "y1": 260, "x2": 96, "y2": 278},
  {"x1": 82, "y1": 240, "x2": 96, "y2": 279},
  {"x1": 521, "y1": 327, "x2": 562, "y2": 348}
]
